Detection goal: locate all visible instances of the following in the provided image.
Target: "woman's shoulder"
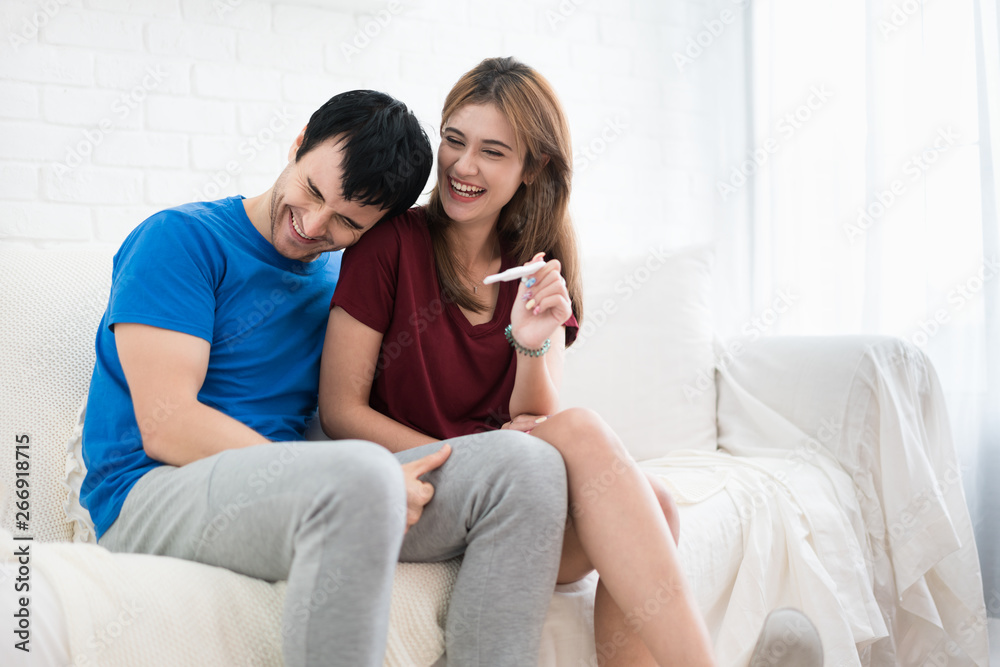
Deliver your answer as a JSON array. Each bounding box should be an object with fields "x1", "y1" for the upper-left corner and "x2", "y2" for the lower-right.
[
  {"x1": 375, "y1": 205, "x2": 429, "y2": 235},
  {"x1": 354, "y1": 206, "x2": 429, "y2": 248},
  {"x1": 343, "y1": 206, "x2": 431, "y2": 267}
]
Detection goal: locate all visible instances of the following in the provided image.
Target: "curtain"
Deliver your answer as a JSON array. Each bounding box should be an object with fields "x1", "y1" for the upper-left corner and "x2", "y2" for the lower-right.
[{"x1": 743, "y1": 0, "x2": 999, "y2": 615}]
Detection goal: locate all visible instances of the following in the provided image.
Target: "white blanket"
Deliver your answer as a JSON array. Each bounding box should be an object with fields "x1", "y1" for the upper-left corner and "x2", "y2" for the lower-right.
[
  {"x1": 713, "y1": 337, "x2": 990, "y2": 666},
  {"x1": 643, "y1": 450, "x2": 885, "y2": 667},
  {"x1": 0, "y1": 527, "x2": 460, "y2": 667}
]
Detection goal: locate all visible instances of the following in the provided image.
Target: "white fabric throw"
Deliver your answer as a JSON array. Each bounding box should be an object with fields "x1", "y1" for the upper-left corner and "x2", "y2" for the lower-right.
[
  {"x1": 643, "y1": 450, "x2": 885, "y2": 667},
  {"x1": 713, "y1": 336, "x2": 989, "y2": 666},
  {"x1": 0, "y1": 526, "x2": 460, "y2": 667}
]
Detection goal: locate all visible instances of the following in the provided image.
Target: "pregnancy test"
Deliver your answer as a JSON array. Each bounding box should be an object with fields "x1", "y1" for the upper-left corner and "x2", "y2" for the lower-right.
[{"x1": 483, "y1": 261, "x2": 547, "y2": 285}]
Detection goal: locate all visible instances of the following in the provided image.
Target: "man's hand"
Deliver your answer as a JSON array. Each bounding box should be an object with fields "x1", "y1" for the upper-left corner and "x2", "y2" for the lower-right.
[
  {"x1": 501, "y1": 414, "x2": 549, "y2": 434},
  {"x1": 400, "y1": 444, "x2": 452, "y2": 532}
]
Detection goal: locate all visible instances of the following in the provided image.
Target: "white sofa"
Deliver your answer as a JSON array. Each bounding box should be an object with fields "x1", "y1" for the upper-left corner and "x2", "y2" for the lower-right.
[{"x1": 0, "y1": 241, "x2": 990, "y2": 667}]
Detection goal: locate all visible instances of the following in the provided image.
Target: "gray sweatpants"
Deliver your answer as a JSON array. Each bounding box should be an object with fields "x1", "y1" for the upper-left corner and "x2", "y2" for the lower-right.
[{"x1": 98, "y1": 431, "x2": 569, "y2": 667}]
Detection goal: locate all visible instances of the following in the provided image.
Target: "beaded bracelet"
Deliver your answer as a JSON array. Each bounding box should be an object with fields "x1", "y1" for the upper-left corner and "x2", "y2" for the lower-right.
[{"x1": 504, "y1": 324, "x2": 551, "y2": 357}]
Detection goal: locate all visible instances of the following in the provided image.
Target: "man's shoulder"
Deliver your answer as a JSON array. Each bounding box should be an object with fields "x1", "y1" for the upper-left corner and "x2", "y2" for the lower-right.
[
  {"x1": 136, "y1": 197, "x2": 240, "y2": 237},
  {"x1": 118, "y1": 197, "x2": 241, "y2": 257}
]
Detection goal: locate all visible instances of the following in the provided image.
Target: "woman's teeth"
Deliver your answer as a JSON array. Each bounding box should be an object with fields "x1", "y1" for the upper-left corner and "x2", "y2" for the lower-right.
[
  {"x1": 450, "y1": 178, "x2": 485, "y2": 198},
  {"x1": 290, "y1": 210, "x2": 318, "y2": 240}
]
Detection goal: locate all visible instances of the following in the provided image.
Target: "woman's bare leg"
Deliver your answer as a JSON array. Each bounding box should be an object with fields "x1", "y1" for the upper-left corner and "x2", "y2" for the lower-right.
[
  {"x1": 536, "y1": 408, "x2": 715, "y2": 667},
  {"x1": 592, "y1": 473, "x2": 681, "y2": 666}
]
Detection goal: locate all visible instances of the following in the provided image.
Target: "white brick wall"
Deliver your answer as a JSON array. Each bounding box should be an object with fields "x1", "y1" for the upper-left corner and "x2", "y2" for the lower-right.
[{"x1": 0, "y1": 0, "x2": 749, "y2": 263}]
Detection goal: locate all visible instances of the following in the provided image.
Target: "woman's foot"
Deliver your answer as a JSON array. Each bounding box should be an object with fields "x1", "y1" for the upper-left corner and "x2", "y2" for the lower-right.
[{"x1": 748, "y1": 608, "x2": 823, "y2": 666}]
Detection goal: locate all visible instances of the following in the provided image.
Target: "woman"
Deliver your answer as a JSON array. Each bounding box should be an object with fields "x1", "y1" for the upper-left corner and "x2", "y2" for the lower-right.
[{"x1": 320, "y1": 57, "x2": 717, "y2": 666}]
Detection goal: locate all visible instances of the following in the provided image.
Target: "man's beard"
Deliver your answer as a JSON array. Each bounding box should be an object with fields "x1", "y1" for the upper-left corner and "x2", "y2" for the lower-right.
[{"x1": 267, "y1": 167, "x2": 290, "y2": 244}]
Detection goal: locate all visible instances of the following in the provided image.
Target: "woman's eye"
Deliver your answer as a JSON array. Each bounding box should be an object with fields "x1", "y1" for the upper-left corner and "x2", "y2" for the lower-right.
[
  {"x1": 485, "y1": 150, "x2": 503, "y2": 157},
  {"x1": 446, "y1": 137, "x2": 463, "y2": 146}
]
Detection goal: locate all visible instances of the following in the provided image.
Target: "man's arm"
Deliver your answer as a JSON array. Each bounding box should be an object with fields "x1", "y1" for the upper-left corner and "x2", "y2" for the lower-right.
[{"x1": 115, "y1": 322, "x2": 270, "y2": 466}]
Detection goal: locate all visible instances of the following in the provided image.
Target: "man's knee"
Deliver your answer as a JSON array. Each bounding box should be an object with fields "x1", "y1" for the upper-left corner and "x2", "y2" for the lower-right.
[
  {"x1": 326, "y1": 441, "x2": 405, "y2": 501},
  {"x1": 276, "y1": 441, "x2": 405, "y2": 520},
  {"x1": 482, "y1": 429, "x2": 565, "y2": 472}
]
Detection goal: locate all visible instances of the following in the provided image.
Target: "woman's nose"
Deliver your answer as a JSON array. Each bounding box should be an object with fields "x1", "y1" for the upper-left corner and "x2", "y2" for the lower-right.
[{"x1": 454, "y1": 149, "x2": 478, "y2": 176}]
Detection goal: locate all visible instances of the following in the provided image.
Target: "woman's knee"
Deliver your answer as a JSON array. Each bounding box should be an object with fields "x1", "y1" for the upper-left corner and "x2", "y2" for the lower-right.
[
  {"x1": 550, "y1": 407, "x2": 608, "y2": 440},
  {"x1": 541, "y1": 408, "x2": 630, "y2": 468}
]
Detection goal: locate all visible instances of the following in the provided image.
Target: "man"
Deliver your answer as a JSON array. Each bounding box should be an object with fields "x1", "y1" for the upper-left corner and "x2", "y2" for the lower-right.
[{"x1": 81, "y1": 90, "x2": 569, "y2": 667}]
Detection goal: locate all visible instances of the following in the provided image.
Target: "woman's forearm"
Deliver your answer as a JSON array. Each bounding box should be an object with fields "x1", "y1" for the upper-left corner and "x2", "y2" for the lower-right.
[
  {"x1": 509, "y1": 355, "x2": 561, "y2": 418},
  {"x1": 320, "y1": 403, "x2": 438, "y2": 453},
  {"x1": 509, "y1": 324, "x2": 566, "y2": 419}
]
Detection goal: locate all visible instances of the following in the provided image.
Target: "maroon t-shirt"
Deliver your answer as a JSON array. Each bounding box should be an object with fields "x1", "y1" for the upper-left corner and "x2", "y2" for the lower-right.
[{"x1": 330, "y1": 207, "x2": 578, "y2": 439}]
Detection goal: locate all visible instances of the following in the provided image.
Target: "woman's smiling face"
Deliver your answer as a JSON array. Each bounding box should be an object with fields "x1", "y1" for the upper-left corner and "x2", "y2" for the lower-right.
[{"x1": 437, "y1": 103, "x2": 527, "y2": 228}]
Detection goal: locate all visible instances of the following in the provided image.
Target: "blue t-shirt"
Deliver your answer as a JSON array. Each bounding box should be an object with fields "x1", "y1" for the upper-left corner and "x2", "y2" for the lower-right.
[{"x1": 81, "y1": 196, "x2": 342, "y2": 541}]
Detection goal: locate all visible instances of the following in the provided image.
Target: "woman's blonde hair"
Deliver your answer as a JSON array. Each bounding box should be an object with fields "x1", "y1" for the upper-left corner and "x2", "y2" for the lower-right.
[{"x1": 426, "y1": 56, "x2": 583, "y2": 335}]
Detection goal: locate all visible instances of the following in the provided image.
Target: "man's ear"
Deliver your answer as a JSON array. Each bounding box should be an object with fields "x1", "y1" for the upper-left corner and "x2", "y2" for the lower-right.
[
  {"x1": 288, "y1": 125, "x2": 308, "y2": 162},
  {"x1": 524, "y1": 155, "x2": 551, "y2": 185}
]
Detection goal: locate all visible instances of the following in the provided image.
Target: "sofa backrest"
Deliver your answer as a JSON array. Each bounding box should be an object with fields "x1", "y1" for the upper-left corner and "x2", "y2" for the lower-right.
[
  {"x1": 0, "y1": 241, "x2": 719, "y2": 542},
  {"x1": 0, "y1": 245, "x2": 115, "y2": 542},
  {"x1": 559, "y1": 245, "x2": 718, "y2": 460}
]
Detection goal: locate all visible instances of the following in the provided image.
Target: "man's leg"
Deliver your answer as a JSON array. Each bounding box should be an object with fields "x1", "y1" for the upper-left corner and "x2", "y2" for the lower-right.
[
  {"x1": 394, "y1": 430, "x2": 569, "y2": 667},
  {"x1": 98, "y1": 440, "x2": 406, "y2": 667}
]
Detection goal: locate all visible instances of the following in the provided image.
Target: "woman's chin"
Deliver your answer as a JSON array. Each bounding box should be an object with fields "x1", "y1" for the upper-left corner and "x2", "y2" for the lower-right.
[
  {"x1": 442, "y1": 195, "x2": 500, "y2": 227},
  {"x1": 442, "y1": 197, "x2": 471, "y2": 222}
]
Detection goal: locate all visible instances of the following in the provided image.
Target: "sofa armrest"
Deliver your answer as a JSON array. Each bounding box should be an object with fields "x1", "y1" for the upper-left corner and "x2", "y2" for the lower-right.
[
  {"x1": 714, "y1": 334, "x2": 902, "y2": 464},
  {"x1": 714, "y1": 333, "x2": 988, "y2": 663}
]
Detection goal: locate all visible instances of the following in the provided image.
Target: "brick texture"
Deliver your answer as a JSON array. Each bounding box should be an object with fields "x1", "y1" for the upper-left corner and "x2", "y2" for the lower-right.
[{"x1": 0, "y1": 0, "x2": 741, "y2": 250}]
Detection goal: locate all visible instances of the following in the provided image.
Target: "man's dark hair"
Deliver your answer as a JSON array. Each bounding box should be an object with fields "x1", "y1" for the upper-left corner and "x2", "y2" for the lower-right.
[{"x1": 297, "y1": 90, "x2": 432, "y2": 221}]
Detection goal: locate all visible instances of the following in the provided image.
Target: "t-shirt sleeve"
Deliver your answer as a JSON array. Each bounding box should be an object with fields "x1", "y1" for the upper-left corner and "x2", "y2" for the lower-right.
[
  {"x1": 564, "y1": 313, "x2": 580, "y2": 347},
  {"x1": 107, "y1": 212, "x2": 221, "y2": 343},
  {"x1": 329, "y1": 220, "x2": 401, "y2": 334}
]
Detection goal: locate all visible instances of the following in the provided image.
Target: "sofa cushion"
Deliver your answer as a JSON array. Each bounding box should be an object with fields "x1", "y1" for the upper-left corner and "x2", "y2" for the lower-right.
[
  {"x1": 1, "y1": 523, "x2": 463, "y2": 667},
  {"x1": 559, "y1": 244, "x2": 717, "y2": 460},
  {"x1": 0, "y1": 245, "x2": 114, "y2": 542},
  {"x1": 64, "y1": 398, "x2": 95, "y2": 542}
]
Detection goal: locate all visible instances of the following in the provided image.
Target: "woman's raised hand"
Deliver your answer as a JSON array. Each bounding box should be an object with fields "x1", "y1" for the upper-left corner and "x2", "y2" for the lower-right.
[{"x1": 509, "y1": 252, "x2": 573, "y2": 350}]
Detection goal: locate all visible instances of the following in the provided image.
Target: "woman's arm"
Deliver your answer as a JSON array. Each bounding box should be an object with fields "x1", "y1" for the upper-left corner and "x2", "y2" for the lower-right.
[
  {"x1": 319, "y1": 306, "x2": 438, "y2": 453},
  {"x1": 508, "y1": 327, "x2": 565, "y2": 418},
  {"x1": 507, "y1": 254, "x2": 574, "y2": 418}
]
